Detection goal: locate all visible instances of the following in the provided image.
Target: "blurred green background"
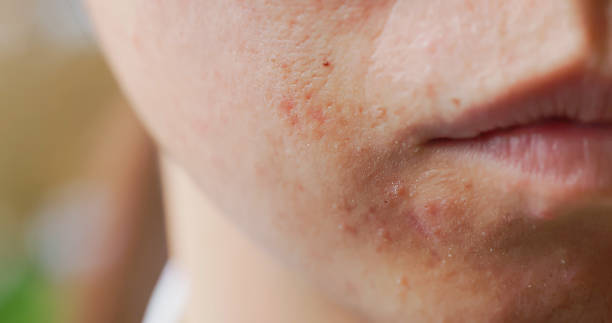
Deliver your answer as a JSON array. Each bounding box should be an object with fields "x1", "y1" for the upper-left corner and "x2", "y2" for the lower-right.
[{"x1": 1, "y1": 1, "x2": 166, "y2": 322}]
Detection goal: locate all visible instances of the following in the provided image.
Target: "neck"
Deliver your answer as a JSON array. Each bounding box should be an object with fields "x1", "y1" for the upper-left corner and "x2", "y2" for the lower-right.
[{"x1": 161, "y1": 158, "x2": 360, "y2": 323}]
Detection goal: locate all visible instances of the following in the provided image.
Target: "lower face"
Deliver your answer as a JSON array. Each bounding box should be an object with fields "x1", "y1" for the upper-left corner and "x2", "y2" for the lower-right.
[{"x1": 88, "y1": 1, "x2": 612, "y2": 321}]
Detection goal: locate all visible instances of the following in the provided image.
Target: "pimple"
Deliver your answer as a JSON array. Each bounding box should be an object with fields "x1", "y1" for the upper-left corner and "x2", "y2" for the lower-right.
[
  {"x1": 307, "y1": 107, "x2": 326, "y2": 123},
  {"x1": 375, "y1": 227, "x2": 393, "y2": 253},
  {"x1": 396, "y1": 275, "x2": 410, "y2": 302},
  {"x1": 452, "y1": 98, "x2": 462, "y2": 107},
  {"x1": 383, "y1": 180, "x2": 406, "y2": 206},
  {"x1": 426, "y1": 83, "x2": 437, "y2": 99},
  {"x1": 280, "y1": 98, "x2": 294, "y2": 114},
  {"x1": 338, "y1": 223, "x2": 357, "y2": 235},
  {"x1": 279, "y1": 97, "x2": 299, "y2": 126},
  {"x1": 305, "y1": 91, "x2": 312, "y2": 100},
  {"x1": 322, "y1": 60, "x2": 331, "y2": 67},
  {"x1": 463, "y1": 181, "x2": 473, "y2": 190},
  {"x1": 396, "y1": 275, "x2": 409, "y2": 287},
  {"x1": 377, "y1": 227, "x2": 392, "y2": 242},
  {"x1": 424, "y1": 201, "x2": 440, "y2": 217}
]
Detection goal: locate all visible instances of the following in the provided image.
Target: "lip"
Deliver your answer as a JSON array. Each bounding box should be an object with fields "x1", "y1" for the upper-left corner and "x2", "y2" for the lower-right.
[
  {"x1": 424, "y1": 73, "x2": 612, "y2": 141},
  {"x1": 432, "y1": 119, "x2": 612, "y2": 180},
  {"x1": 421, "y1": 72, "x2": 612, "y2": 207}
]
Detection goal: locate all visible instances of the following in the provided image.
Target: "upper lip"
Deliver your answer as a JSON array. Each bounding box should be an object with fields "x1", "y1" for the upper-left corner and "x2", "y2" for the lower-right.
[{"x1": 423, "y1": 71, "x2": 612, "y2": 141}]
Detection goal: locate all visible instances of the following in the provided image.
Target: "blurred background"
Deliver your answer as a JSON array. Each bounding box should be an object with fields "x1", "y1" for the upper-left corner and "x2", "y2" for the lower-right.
[{"x1": 1, "y1": 0, "x2": 167, "y2": 322}]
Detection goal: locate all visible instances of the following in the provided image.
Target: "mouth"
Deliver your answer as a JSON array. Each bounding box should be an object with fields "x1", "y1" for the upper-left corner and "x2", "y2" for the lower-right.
[
  {"x1": 423, "y1": 72, "x2": 612, "y2": 207},
  {"x1": 432, "y1": 118, "x2": 612, "y2": 178}
]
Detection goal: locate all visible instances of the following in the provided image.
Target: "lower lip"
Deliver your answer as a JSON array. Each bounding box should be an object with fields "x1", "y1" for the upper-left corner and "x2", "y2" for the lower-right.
[{"x1": 432, "y1": 121, "x2": 612, "y2": 185}]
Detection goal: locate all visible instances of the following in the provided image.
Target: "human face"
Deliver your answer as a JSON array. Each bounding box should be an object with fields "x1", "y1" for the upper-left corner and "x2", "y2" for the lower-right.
[{"x1": 87, "y1": 1, "x2": 612, "y2": 321}]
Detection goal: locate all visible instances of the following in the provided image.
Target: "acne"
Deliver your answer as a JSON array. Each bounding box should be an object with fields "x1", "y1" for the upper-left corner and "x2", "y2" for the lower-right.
[
  {"x1": 383, "y1": 180, "x2": 406, "y2": 205},
  {"x1": 307, "y1": 107, "x2": 326, "y2": 124},
  {"x1": 452, "y1": 97, "x2": 462, "y2": 107},
  {"x1": 396, "y1": 274, "x2": 411, "y2": 301},
  {"x1": 338, "y1": 222, "x2": 358, "y2": 235},
  {"x1": 279, "y1": 97, "x2": 299, "y2": 126},
  {"x1": 426, "y1": 83, "x2": 437, "y2": 99}
]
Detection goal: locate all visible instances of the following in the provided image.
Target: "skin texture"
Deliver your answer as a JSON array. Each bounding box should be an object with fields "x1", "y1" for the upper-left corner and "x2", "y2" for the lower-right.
[{"x1": 87, "y1": 1, "x2": 612, "y2": 322}]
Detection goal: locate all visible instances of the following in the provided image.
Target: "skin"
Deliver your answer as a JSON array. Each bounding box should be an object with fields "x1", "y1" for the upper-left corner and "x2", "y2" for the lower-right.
[{"x1": 87, "y1": 1, "x2": 612, "y2": 322}]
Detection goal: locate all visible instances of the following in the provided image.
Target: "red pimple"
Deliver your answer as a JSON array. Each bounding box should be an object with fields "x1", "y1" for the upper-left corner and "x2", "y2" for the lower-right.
[
  {"x1": 426, "y1": 84, "x2": 437, "y2": 99},
  {"x1": 397, "y1": 275, "x2": 409, "y2": 288},
  {"x1": 305, "y1": 90, "x2": 313, "y2": 100},
  {"x1": 377, "y1": 227, "x2": 392, "y2": 242},
  {"x1": 383, "y1": 180, "x2": 406, "y2": 206},
  {"x1": 375, "y1": 227, "x2": 394, "y2": 253},
  {"x1": 280, "y1": 98, "x2": 294, "y2": 114},
  {"x1": 338, "y1": 223, "x2": 357, "y2": 235},
  {"x1": 452, "y1": 98, "x2": 461, "y2": 107},
  {"x1": 323, "y1": 60, "x2": 330, "y2": 67},
  {"x1": 279, "y1": 98, "x2": 299, "y2": 126},
  {"x1": 308, "y1": 107, "x2": 326, "y2": 123},
  {"x1": 424, "y1": 201, "x2": 440, "y2": 216},
  {"x1": 463, "y1": 181, "x2": 473, "y2": 190}
]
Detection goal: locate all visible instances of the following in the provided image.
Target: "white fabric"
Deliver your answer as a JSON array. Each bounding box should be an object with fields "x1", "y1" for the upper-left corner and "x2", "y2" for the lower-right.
[{"x1": 142, "y1": 262, "x2": 189, "y2": 323}]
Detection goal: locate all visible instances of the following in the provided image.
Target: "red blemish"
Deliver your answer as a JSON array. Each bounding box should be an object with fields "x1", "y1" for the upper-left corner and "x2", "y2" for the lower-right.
[
  {"x1": 131, "y1": 34, "x2": 142, "y2": 49},
  {"x1": 463, "y1": 181, "x2": 473, "y2": 190},
  {"x1": 383, "y1": 180, "x2": 406, "y2": 206},
  {"x1": 305, "y1": 90, "x2": 314, "y2": 100},
  {"x1": 427, "y1": 43, "x2": 438, "y2": 55},
  {"x1": 465, "y1": 0, "x2": 475, "y2": 11},
  {"x1": 323, "y1": 60, "x2": 330, "y2": 67},
  {"x1": 404, "y1": 210, "x2": 428, "y2": 237},
  {"x1": 397, "y1": 275, "x2": 409, "y2": 288},
  {"x1": 426, "y1": 84, "x2": 437, "y2": 99},
  {"x1": 338, "y1": 223, "x2": 357, "y2": 235},
  {"x1": 377, "y1": 228, "x2": 391, "y2": 242},
  {"x1": 280, "y1": 98, "x2": 294, "y2": 114},
  {"x1": 295, "y1": 183, "x2": 305, "y2": 192},
  {"x1": 308, "y1": 107, "x2": 326, "y2": 123},
  {"x1": 280, "y1": 98, "x2": 299, "y2": 126},
  {"x1": 396, "y1": 275, "x2": 410, "y2": 301},
  {"x1": 375, "y1": 227, "x2": 393, "y2": 253},
  {"x1": 424, "y1": 201, "x2": 440, "y2": 216},
  {"x1": 452, "y1": 98, "x2": 461, "y2": 107}
]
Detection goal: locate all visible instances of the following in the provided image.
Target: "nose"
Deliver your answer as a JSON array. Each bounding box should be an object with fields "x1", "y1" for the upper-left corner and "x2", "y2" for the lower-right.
[{"x1": 366, "y1": 0, "x2": 612, "y2": 119}]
